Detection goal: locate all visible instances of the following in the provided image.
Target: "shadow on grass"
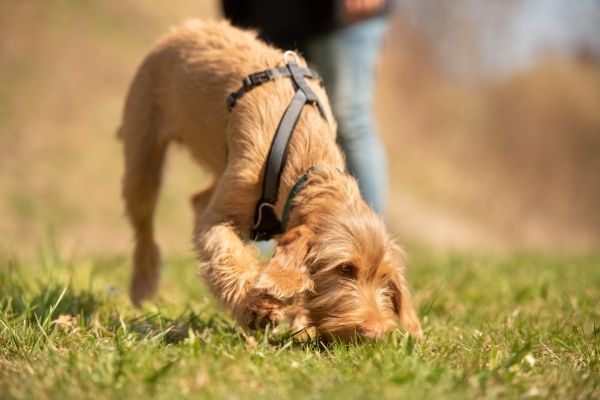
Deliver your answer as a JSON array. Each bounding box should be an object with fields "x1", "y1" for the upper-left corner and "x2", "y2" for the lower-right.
[
  {"x1": 0, "y1": 282, "x2": 245, "y2": 348},
  {"x1": 1, "y1": 280, "x2": 102, "y2": 325},
  {"x1": 1, "y1": 275, "x2": 415, "y2": 352},
  {"x1": 121, "y1": 310, "x2": 244, "y2": 345}
]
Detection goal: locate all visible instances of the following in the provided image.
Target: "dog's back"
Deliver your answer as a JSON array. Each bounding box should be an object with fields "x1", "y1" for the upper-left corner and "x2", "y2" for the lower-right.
[{"x1": 120, "y1": 20, "x2": 286, "y2": 173}]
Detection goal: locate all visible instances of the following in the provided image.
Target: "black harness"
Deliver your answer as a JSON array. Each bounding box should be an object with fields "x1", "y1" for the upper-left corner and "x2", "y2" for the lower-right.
[{"x1": 227, "y1": 51, "x2": 328, "y2": 241}]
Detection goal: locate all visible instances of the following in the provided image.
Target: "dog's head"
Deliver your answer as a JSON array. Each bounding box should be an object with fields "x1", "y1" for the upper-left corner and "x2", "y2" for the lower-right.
[{"x1": 255, "y1": 176, "x2": 422, "y2": 340}]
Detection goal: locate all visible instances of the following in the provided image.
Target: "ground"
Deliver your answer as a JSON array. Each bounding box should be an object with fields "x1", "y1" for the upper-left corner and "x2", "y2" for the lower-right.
[{"x1": 1, "y1": 248, "x2": 598, "y2": 399}]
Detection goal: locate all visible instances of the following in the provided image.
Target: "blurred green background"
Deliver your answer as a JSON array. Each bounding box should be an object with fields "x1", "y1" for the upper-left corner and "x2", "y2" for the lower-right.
[{"x1": 1, "y1": 0, "x2": 599, "y2": 259}]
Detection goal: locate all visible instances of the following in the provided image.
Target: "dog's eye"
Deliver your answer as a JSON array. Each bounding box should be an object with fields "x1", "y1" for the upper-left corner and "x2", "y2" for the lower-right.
[{"x1": 338, "y1": 263, "x2": 357, "y2": 278}]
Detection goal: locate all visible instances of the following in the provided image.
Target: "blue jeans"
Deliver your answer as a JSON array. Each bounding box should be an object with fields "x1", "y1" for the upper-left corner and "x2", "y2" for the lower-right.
[{"x1": 304, "y1": 17, "x2": 388, "y2": 213}]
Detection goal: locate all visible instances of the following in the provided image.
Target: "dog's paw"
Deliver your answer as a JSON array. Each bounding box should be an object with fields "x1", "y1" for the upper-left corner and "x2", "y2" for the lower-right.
[
  {"x1": 130, "y1": 241, "x2": 161, "y2": 307},
  {"x1": 130, "y1": 269, "x2": 159, "y2": 307},
  {"x1": 245, "y1": 293, "x2": 285, "y2": 330}
]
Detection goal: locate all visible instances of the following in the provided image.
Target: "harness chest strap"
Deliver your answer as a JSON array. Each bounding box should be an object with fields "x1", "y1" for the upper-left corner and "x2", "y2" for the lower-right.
[{"x1": 226, "y1": 52, "x2": 328, "y2": 240}]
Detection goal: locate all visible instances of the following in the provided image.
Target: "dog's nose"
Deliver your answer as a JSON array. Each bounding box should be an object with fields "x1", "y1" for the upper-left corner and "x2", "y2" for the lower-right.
[
  {"x1": 251, "y1": 309, "x2": 284, "y2": 330},
  {"x1": 358, "y1": 325, "x2": 384, "y2": 340}
]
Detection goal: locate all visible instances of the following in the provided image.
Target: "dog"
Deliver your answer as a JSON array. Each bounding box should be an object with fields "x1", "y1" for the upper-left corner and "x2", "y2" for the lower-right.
[{"x1": 119, "y1": 19, "x2": 422, "y2": 340}]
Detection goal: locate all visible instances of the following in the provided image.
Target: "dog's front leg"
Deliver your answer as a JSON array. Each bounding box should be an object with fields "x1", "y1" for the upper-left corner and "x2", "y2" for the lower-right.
[{"x1": 195, "y1": 222, "x2": 285, "y2": 330}]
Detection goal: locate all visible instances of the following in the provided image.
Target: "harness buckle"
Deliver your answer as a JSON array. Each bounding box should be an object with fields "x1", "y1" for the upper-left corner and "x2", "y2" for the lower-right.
[
  {"x1": 226, "y1": 93, "x2": 238, "y2": 110},
  {"x1": 244, "y1": 70, "x2": 273, "y2": 89},
  {"x1": 251, "y1": 201, "x2": 282, "y2": 241},
  {"x1": 283, "y1": 50, "x2": 300, "y2": 65}
]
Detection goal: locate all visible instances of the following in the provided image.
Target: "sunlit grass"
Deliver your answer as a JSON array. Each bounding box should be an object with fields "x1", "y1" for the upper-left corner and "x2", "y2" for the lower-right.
[
  {"x1": 1, "y1": 249, "x2": 598, "y2": 399},
  {"x1": 0, "y1": 2, "x2": 599, "y2": 398}
]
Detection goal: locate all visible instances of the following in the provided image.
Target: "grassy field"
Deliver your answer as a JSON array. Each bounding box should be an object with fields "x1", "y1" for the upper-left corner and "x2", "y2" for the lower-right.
[
  {"x1": 1, "y1": 247, "x2": 598, "y2": 399},
  {"x1": 1, "y1": 2, "x2": 599, "y2": 399}
]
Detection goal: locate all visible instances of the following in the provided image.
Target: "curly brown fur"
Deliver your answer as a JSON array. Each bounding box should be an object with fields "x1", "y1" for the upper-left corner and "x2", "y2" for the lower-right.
[{"x1": 119, "y1": 19, "x2": 421, "y2": 340}]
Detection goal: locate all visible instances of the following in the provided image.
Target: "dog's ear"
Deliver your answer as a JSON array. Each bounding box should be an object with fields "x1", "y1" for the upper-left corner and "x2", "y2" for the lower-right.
[
  {"x1": 254, "y1": 225, "x2": 315, "y2": 299},
  {"x1": 388, "y1": 245, "x2": 423, "y2": 338}
]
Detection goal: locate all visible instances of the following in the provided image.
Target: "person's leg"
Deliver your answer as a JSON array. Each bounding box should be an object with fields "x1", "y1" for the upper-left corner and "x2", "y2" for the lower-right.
[{"x1": 304, "y1": 17, "x2": 388, "y2": 213}]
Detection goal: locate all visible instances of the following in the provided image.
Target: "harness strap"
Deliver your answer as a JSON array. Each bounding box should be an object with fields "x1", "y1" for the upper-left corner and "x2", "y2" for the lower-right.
[
  {"x1": 251, "y1": 89, "x2": 308, "y2": 240},
  {"x1": 287, "y1": 62, "x2": 328, "y2": 119},
  {"x1": 261, "y1": 89, "x2": 307, "y2": 207},
  {"x1": 226, "y1": 54, "x2": 328, "y2": 241},
  {"x1": 280, "y1": 167, "x2": 314, "y2": 231},
  {"x1": 227, "y1": 66, "x2": 322, "y2": 110}
]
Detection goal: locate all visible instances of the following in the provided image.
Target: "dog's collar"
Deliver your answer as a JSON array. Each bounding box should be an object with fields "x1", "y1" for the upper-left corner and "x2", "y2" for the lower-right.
[{"x1": 227, "y1": 51, "x2": 329, "y2": 241}]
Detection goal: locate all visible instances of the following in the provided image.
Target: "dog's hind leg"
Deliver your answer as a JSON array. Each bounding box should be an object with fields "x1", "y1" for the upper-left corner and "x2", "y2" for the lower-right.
[
  {"x1": 122, "y1": 126, "x2": 167, "y2": 307},
  {"x1": 120, "y1": 67, "x2": 168, "y2": 307}
]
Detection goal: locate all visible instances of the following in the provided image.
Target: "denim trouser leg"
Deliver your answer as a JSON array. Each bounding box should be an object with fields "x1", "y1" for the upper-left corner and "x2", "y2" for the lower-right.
[{"x1": 304, "y1": 17, "x2": 388, "y2": 213}]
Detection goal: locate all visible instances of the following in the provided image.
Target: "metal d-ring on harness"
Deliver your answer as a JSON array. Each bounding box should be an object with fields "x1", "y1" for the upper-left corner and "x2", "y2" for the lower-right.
[{"x1": 226, "y1": 51, "x2": 328, "y2": 241}]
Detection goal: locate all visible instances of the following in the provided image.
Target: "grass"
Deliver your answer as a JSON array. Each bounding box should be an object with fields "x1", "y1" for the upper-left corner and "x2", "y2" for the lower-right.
[
  {"x1": 0, "y1": 1, "x2": 599, "y2": 398},
  {"x1": 1, "y1": 247, "x2": 598, "y2": 399}
]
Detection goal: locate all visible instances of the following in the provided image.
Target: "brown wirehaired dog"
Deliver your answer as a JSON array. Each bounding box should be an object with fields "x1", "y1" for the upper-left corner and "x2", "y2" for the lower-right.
[{"x1": 119, "y1": 19, "x2": 422, "y2": 340}]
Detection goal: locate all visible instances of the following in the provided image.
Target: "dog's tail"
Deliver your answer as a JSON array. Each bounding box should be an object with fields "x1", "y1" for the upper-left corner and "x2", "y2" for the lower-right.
[{"x1": 120, "y1": 56, "x2": 168, "y2": 307}]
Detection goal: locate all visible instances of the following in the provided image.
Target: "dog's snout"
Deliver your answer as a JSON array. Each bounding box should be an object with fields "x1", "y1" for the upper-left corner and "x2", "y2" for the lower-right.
[{"x1": 358, "y1": 325, "x2": 385, "y2": 340}]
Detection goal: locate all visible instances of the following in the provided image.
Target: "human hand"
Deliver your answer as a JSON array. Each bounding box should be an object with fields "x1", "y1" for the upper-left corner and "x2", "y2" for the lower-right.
[{"x1": 343, "y1": 0, "x2": 385, "y2": 22}]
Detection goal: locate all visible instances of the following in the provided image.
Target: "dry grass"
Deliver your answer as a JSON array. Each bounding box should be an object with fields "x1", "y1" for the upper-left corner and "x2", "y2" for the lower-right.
[
  {"x1": 0, "y1": 1, "x2": 218, "y2": 258},
  {"x1": 378, "y1": 19, "x2": 600, "y2": 250},
  {"x1": 1, "y1": 1, "x2": 598, "y2": 261}
]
